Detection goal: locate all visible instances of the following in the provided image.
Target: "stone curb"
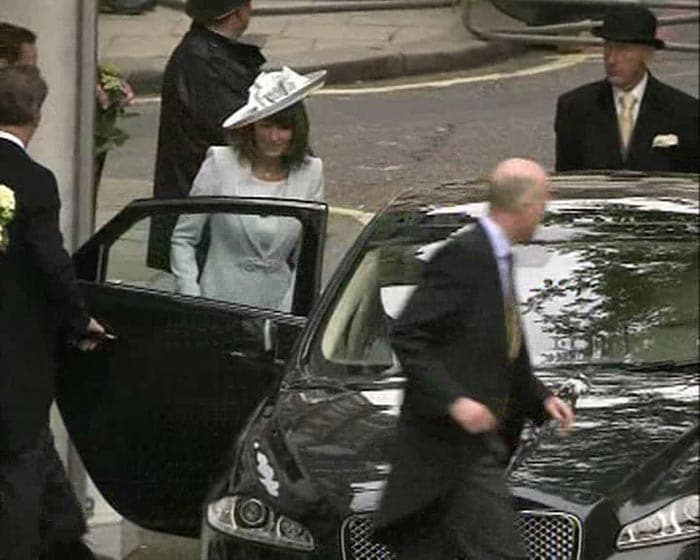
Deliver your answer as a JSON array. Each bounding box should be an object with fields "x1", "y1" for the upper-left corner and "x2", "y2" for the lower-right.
[
  {"x1": 111, "y1": 40, "x2": 523, "y2": 95},
  {"x1": 158, "y1": 0, "x2": 459, "y2": 16}
]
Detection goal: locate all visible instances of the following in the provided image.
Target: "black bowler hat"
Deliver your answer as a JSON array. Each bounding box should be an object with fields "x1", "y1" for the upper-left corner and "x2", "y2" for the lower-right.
[
  {"x1": 592, "y1": 5, "x2": 665, "y2": 49},
  {"x1": 185, "y1": 0, "x2": 248, "y2": 21}
]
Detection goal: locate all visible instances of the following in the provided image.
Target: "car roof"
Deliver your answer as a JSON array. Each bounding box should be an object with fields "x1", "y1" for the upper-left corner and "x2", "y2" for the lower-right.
[{"x1": 383, "y1": 172, "x2": 700, "y2": 212}]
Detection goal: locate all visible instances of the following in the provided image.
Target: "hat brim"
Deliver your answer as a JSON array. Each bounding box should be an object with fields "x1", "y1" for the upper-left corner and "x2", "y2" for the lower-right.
[
  {"x1": 222, "y1": 70, "x2": 327, "y2": 129},
  {"x1": 592, "y1": 26, "x2": 665, "y2": 49},
  {"x1": 185, "y1": 0, "x2": 245, "y2": 21}
]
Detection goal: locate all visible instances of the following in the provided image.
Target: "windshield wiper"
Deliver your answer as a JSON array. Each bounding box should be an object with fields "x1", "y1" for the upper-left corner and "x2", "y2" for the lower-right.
[
  {"x1": 607, "y1": 169, "x2": 649, "y2": 178},
  {"x1": 622, "y1": 359, "x2": 699, "y2": 373},
  {"x1": 283, "y1": 375, "x2": 403, "y2": 393},
  {"x1": 282, "y1": 376, "x2": 348, "y2": 392},
  {"x1": 535, "y1": 359, "x2": 699, "y2": 372}
]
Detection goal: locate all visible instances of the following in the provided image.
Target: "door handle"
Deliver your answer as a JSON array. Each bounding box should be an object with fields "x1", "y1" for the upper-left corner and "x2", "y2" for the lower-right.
[{"x1": 224, "y1": 350, "x2": 285, "y2": 368}]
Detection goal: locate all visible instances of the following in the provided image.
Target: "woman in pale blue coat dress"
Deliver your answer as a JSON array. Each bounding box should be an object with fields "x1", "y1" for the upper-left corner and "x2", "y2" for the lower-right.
[{"x1": 170, "y1": 68, "x2": 325, "y2": 312}]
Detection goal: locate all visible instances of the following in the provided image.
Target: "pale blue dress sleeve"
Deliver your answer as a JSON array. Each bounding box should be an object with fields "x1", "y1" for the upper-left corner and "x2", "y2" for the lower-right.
[
  {"x1": 281, "y1": 157, "x2": 325, "y2": 309},
  {"x1": 310, "y1": 158, "x2": 324, "y2": 201},
  {"x1": 169, "y1": 149, "x2": 218, "y2": 296}
]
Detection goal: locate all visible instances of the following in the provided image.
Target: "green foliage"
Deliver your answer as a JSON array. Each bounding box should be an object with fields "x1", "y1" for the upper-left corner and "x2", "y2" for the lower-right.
[{"x1": 95, "y1": 63, "x2": 135, "y2": 156}]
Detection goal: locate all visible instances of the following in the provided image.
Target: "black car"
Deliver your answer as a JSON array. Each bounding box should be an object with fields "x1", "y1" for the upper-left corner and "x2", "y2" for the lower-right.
[{"x1": 59, "y1": 173, "x2": 699, "y2": 559}]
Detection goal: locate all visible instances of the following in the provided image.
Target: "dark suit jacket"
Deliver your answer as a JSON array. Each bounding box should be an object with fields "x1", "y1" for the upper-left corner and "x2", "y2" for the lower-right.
[
  {"x1": 0, "y1": 138, "x2": 89, "y2": 454},
  {"x1": 555, "y1": 75, "x2": 699, "y2": 173},
  {"x1": 374, "y1": 223, "x2": 550, "y2": 535},
  {"x1": 153, "y1": 22, "x2": 264, "y2": 201}
]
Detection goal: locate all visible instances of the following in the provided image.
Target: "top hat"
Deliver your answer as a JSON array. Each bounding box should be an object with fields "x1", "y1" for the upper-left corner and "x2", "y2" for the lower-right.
[
  {"x1": 185, "y1": 0, "x2": 247, "y2": 21},
  {"x1": 222, "y1": 67, "x2": 327, "y2": 129},
  {"x1": 592, "y1": 5, "x2": 665, "y2": 49}
]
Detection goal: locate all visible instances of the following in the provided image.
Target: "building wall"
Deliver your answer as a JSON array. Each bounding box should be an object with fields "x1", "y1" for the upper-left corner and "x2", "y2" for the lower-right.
[
  {"x1": 1, "y1": 4, "x2": 136, "y2": 557},
  {"x1": 3, "y1": 1, "x2": 96, "y2": 251}
]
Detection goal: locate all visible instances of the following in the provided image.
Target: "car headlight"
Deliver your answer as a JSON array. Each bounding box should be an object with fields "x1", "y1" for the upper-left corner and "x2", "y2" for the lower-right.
[
  {"x1": 617, "y1": 494, "x2": 699, "y2": 550},
  {"x1": 207, "y1": 496, "x2": 314, "y2": 552}
]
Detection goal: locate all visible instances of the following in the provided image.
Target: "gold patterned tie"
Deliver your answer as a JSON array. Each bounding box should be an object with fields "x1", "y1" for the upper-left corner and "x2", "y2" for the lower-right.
[
  {"x1": 618, "y1": 91, "x2": 636, "y2": 153},
  {"x1": 504, "y1": 253, "x2": 522, "y2": 362}
]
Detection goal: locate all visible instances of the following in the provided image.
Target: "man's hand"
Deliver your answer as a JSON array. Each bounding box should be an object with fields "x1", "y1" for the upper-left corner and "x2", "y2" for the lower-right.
[
  {"x1": 544, "y1": 395, "x2": 575, "y2": 432},
  {"x1": 448, "y1": 397, "x2": 497, "y2": 434},
  {"x1": 76, "y1": 317, "x2": 106, "y2": 352}
]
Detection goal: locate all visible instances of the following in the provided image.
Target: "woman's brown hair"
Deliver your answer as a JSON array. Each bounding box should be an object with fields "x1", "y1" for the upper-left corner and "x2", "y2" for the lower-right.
[{"x1": 228, "y1": 100, "x2": 311, "y2": 171}]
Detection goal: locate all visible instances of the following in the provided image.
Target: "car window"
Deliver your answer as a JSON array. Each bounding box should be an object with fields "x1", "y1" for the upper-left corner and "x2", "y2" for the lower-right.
[
  {"x1": 105, "y1": 216, "x2": 176, "y2": 292},
  {"x1": 104, "y1": 211, "x2": 304, "y2": 313},
  {"x1": 320, "y1": 243, "x2": 422, "y2": 369},
  {"x1": 311, "y1": 200, "x2": 699, "y2": 379}
]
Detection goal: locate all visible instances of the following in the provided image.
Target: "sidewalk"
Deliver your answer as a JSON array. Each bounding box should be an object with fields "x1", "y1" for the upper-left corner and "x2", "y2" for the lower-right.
[
  {"x1": 161, "y1": 0, "x2": 461, "y2": 14},
  {"x1": 98, "y1": 1, "x2": 522, "y2": 94}
]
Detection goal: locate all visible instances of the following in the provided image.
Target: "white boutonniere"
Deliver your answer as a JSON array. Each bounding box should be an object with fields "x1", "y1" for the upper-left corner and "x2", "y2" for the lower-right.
[
  {"x1": 652, "y1": 133, "x2": 679, "y2": 149},
  {"x1": 0, "y1": 184, "x2": 17, "y2": 253}
]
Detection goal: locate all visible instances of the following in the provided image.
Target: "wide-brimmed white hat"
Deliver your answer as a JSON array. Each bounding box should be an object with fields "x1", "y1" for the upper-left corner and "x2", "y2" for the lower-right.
[{"x1": 222, "y1": 67, "x2": 327, "y2": 129}]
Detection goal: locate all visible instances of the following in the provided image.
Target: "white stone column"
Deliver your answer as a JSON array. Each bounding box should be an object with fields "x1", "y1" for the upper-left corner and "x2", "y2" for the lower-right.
[
  {"x1": 4, "y1": 1, "x2": 96, "y2": 248},
  {"x1": 2, "y1": 3, "x2": 136, "y2": 558}
]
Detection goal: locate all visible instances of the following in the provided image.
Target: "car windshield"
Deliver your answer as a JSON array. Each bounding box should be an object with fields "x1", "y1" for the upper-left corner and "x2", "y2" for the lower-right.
[{"x1": 307, "y1": 197, "x2": 699, "y2": 380}]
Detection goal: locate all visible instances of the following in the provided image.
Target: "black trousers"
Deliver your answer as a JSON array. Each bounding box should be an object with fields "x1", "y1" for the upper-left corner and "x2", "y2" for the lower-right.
[
  {"x1": 393, "y1": 438, "x2": 528, "y2": 560},
  {"x1": 0, "y1": 427, "x2": 94, "y2": 560}
]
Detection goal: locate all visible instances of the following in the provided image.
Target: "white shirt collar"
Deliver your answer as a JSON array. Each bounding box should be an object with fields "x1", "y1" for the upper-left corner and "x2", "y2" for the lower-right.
[
  {"x1": 613, "y1": 72, "x2": 648, "y2": 121},
  {"x1": 479, "y1": 215, "x2": 512, "y2": 260},
  {"x1": 0, "y1": 130, "x2": 26, "y2": 151}
]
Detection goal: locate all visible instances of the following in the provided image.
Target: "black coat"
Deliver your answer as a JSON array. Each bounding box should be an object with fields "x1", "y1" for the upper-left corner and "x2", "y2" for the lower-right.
[
  {"x1": 555, "y1": 75, "x2": 699, "y2": 173},
  {"x1": 148, "y1": 23, "x2": 264, "y2": 269},
  {"x1": 0, "y1": 139, "x2": 89, "y2": 454},
  {"x1": 374, "y1": 224, "x2": 550, "y2": 535},
  {"x1": 153, "y1": 23, "x2": 265, "y2": 200}
]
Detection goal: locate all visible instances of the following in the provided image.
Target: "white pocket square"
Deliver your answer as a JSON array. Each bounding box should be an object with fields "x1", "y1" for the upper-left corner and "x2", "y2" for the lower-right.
[{"x1": 652, "y1": 133, "x2": 679, "y2": 148}]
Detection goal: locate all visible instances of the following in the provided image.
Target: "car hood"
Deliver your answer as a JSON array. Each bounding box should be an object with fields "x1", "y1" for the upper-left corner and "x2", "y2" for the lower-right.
[
  {"x1": 270, "y1": 363, "x2": 697, "y2": 514},
  {"x1": 271, "y1": 386, "x2": 398, "y2": 515},
  {"x1": 509, "y1": 365, "x2": 699, "y2": 504}
]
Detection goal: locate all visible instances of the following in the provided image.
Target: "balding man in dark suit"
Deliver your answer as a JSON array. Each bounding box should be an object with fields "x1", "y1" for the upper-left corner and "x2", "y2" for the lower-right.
[
  {"x1": 374, "y1": 159, "x2": 574, "y2": 559},
  {"x1": 555, "y1": 6, "x2": 699, "y2": 174}
]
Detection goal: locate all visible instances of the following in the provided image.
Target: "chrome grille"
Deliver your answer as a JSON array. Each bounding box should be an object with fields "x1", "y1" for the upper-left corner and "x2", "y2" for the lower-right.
[
  {"x1": 341, "y1": 515, "x2": 394, "y2": 560},
  {"x1": 341, "y1": 511, "x2": 581, "y2": 560},
  {"x1": 516, "y1": 510, "x2": 581, "y2": 560}
]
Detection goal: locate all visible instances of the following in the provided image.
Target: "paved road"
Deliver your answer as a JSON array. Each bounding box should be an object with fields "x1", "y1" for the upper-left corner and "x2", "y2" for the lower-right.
[
  {"x1": 98, "y1": 36, "x2": 698, "y2": 559},
  {"x1": 104, "y1": 41, "x2": 698, "y2": 214}
]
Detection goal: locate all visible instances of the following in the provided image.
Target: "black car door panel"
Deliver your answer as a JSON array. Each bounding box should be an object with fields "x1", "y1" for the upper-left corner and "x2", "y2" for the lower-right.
[{"x1": 57, "y1": 197, "x2": 326, "y2": 536}]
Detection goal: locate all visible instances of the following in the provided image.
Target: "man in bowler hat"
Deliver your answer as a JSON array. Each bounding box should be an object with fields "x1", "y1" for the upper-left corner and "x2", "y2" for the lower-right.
[
  {"x1": 374, "y1": 158, "x2": 575, "y2": 559},
  {"x1": 555, "y1": 5, "x2": 699, "y2": 173},
  {"x1": 148, "y1": 0, "x2": 265, "y2": 268}
]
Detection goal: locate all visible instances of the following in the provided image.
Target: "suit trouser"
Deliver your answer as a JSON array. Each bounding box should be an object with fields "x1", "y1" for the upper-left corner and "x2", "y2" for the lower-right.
[
  {"x1": 0, "y1": 426, "x2": 92, "y2": 560},
  {"x1": 393, "y1": 438, "x2": 528, "y2": 560}
]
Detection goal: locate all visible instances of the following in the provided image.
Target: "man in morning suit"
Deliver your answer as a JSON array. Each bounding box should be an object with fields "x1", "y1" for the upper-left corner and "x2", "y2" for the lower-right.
[
  {"x1": 0, "y1": 65, "x2": 105, "y2": 559},
  {"x1": 555, "y1": 5, "x2": 699, "y2": 173},
  {"x1": 374, "y1": 159, "x2": 575, "y2": 559}
]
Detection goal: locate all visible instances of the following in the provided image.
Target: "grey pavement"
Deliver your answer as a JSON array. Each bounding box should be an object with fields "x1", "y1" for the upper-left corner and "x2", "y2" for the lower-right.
[
  {"x1": 162, "y1": 0, "x2": 461, "y2": 14},
  {"x1": 98, "y1": 0, "x2": 522, "y2": 94}
]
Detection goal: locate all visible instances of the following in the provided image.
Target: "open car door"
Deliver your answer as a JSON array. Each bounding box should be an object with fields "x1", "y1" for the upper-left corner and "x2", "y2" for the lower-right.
[{"x1": 56, "y1": 197, "x2": 327, "y2": 537}]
